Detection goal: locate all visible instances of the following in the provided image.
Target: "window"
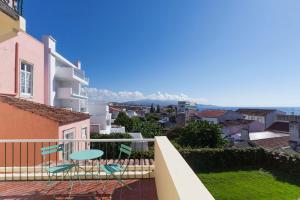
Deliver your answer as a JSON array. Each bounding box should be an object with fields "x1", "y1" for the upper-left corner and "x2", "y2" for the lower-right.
[
  {"x1": 63, "y1": 130, "x2": 74, "y2": 160},
  {"x1": 20, "y1": 62, "x2": 33, "y2": 97},
  {"x1": 81, "y1": 127, "x2": 88, "y2": 149}
]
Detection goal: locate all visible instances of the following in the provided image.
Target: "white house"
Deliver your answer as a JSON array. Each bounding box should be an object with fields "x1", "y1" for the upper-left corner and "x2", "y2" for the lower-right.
[
  {"x1": 236, "y1": 109, "x2": 283, "y2": 129},
  {"x1": 198, "y1": 110, "x2": 243, "y2": 124},
  {"x1": 88, "y1": 100, "x2": 111, "y2": 134},
  {"x1": 43, "y1": 35, "x2": 89, "y2": 112}
]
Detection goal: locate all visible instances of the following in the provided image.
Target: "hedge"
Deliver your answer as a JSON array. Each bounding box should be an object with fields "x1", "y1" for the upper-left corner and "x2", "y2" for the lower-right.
[{"x1": 180, "y1": 148, "x2": 300, "y2": 180}]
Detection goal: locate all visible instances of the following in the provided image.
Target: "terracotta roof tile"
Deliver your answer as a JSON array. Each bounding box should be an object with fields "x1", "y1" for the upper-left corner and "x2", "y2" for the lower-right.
[
  {"x1": 252, "y1": 136, "x2": 289, "y2": 149},
  {"x1": 266, "y1": 121, "x2": 289, "y2": 133},
  {"x1": 0, "y1": 95, "x2": 90, "y2": 125}
]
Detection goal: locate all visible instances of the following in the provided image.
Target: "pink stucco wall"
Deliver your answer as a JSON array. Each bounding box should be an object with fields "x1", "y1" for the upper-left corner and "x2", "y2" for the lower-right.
[
  {"x1": 59, "y1": 119, "x2": 91, "y2": 150},
  {"x1": 0, "y1": 31, "x2": 44, "y2": 103}
]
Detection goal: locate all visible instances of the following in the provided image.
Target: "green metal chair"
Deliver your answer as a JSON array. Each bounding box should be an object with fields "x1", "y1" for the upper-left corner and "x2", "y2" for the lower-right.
[
  {"x1": 97, "y1": 144, "x2": 133, "y2": 195},
  {"x1": 41, "y1": 144, "x2": 75, "y2": 185}
]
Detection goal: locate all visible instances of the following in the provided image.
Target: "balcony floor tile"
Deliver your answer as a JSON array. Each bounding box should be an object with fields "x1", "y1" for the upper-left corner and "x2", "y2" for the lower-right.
[{"x1": 0, "y1": 179, "x2": 157, "y2": 200}]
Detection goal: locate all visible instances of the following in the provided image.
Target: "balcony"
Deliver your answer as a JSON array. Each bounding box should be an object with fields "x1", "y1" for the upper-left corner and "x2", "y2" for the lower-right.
[
  {"x1": 55, "y1": 66, "x2": 89, "y2": 85},
  {"x1": 57, "y1": 87, "x2": 88, "y2": 100},
  {"x1": 0, "y1": 137, "x2": 213, "y2": 200},
  {"x1": 0, "y1": 0, "x2": 23, "y2": 20}
]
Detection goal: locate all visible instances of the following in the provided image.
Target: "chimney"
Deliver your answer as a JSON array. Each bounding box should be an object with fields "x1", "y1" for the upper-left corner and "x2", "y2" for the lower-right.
[
  {"x1": 42, "y1": 35, "x2": 56, "y2": 51},
  {"x1": 75, "y1": 60, "x2": 81, "y2": 69},
  {"x1": 289, "y1": 121, "x2": 300, "y2": 150},
  {"x1": 240, "y1": 128, "x2": 250, "y2": 141}
]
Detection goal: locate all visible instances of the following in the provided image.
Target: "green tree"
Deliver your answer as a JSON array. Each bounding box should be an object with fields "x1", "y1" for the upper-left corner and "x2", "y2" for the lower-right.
[
  {"x1": 114, "y1": 111, "x2": 133, "y2": 132},
  {"x1": 156, "y1": 104, "x2": 160, "y2": 113},
  {"x1": 132, "y1": 120, "x2": 162, "y2": 138},
  {"x1": 177, "y1": 121, "x2": 226, "y2": 148}
]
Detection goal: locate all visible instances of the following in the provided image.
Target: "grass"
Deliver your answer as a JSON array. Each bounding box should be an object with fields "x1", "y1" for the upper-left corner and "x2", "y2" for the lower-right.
[{"x1": 198, "y1": 170, "x2": 300, "y2": 200}]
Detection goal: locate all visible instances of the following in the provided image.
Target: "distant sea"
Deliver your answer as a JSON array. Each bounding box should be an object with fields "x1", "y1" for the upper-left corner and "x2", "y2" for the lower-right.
[{"x1": 197, "y1": 106, "x2": 300, "y2": 115}]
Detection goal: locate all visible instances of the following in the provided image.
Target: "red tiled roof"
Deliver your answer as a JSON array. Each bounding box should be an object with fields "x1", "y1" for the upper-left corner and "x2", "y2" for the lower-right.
[
  {"x1": 199, "y1": 110, "x2": 228, "y2": 118},
  {"x1": 252, "y1": 136, "x2": 289, "y2": 149},
  {"x1": 0, "y1": 95, "x2": 90, "y2": 125},
  {"x1": 236, "y1": 109, "x2": 276, "y2": 116},
  {"x1": 266, "y1": 121, "x2": 289, "y2": 133},
  {"x1": 109, "y1": 106, "x2": 122, "y2": 112}
]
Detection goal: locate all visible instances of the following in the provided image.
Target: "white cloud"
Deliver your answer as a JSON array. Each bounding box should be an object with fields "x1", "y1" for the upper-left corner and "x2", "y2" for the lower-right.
[{"x1": 86, "y1": 88, "x2": 207, "y2": 103}]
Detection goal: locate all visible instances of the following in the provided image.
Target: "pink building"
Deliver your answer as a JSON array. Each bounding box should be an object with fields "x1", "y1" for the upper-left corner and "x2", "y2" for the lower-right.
[
  {"x1": 0, "y1": 3, "x2": 91, "y2": 159},
  {"x1": 0, "y1": 12, "x2": 45, "y2": 103},
  {"x1": 0, "y1": 95, "x2": 90, "y2": 166}
]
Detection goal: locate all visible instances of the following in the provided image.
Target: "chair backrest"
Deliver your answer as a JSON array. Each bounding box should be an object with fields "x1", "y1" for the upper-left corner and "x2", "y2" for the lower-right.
[
  {"x1": 118, "y1": 144, "x2": 132, "y2": 160},
  {"x1": 41, "y1": 144, "x2": 64, "y2": 156}
]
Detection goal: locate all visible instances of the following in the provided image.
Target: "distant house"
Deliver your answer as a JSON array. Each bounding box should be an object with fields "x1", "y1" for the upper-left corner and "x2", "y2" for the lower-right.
[
  {"x1": 232, "y1": 129, "x2": 289, "y2": 150},
  {"x1": 109, "y1": 106, "x2": 123, "y2": 120},
  {"x1": 0, "y1": 95, "x2": 90, "y2": 166},
  {"x1": 221, "y1": 119, "x2": 264, "y2": 137},
  {"x1": 126, "y1": 110, "x2": 138, "y2": 118},
  {"x1": 198, "y1": 110, "x2": 243, "y2": 124},
  {"x1": 236, "y1": 109, "x2": 283, "y2": 129}
]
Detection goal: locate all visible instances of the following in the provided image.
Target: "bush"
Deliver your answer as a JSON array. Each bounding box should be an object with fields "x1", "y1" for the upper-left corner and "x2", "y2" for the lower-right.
[
  {"x1": 177, "y1": 121, "x2": 226, "y2": 148},
  {"x1": 180, "y1": 148, "x2": 300, "y2": 180}
]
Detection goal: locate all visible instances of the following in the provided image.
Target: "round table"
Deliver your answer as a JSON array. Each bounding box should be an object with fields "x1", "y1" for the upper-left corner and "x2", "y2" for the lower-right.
[
  {"x1": 70, "y1": 149, "x2": 104, "y2": 161},
  {"x1": 70, "y1": 149, "x2": 104, "y2": 180}
]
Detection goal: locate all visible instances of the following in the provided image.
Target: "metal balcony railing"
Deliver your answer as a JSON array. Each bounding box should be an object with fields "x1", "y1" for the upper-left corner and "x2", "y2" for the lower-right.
[
  {"x1": 73, "y1": 68, "x2": 89, "y2": 83},
  {"x1": 0, "y1": 0, "x2": 23, "y2": 18},
  {"x1": 0, "y1": 138, "x2": 155, "y2": 181}
]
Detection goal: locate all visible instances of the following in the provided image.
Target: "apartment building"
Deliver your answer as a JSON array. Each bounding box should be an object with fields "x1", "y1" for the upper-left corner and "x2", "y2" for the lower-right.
[
  {"x1": 177, "y1": 101, "x2": 197, "y2": 113},
  {"x1": 42, "y1": 35, "x2": 89, "y2": 112}
]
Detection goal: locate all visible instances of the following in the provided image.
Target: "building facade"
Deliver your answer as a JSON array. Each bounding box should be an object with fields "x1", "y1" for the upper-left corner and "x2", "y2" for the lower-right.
[
  {"x1": 88, "y1": 100, "x2": 112, "y2": 134},
  {"x1": 236, "y1": 109, "x2": 283, "y2": 129},
  {"x1": 177, "y1": 101, "x2": 197, "y2": 113},
  {"x1": 43, "y1": 35, "x2": 89, "y2": 112},
  {"x1": 0, "y1": 2, "x2": 44, "y2": 104}
]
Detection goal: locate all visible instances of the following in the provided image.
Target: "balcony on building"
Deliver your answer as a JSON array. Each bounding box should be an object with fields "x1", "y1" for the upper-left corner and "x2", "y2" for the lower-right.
[
  {"x1": 53, "y1": 52, "x2": 89, "y2": 86},
  {"x1": 0, "y1": 0, "x2": 23, "y2": 20},
  {"x1": 0, "y1": 136, "x2": 214, "y2": 200}
]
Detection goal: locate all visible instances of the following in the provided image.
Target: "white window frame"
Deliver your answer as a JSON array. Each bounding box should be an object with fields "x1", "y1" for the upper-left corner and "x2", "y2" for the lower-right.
[
  {"x1": 20, "y1": 61, "x2": 33, "y2": 97},
  {"x1": 63, "y1": 129, "x2": 74, "y2": 161}
]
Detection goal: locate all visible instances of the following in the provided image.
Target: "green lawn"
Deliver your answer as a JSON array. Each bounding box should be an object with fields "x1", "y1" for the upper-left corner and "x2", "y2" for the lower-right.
[{"x1": 198, "y1": 170, "x2": 300, "y2": 200}]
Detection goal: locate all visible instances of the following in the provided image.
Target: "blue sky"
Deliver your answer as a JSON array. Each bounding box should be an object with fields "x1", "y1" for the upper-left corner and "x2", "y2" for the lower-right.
[{"x1": 24, "y1": 0, "x2": 300, "y2": 106}]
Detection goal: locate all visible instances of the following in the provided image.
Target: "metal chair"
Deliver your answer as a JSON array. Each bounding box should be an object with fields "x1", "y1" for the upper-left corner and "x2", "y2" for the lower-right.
[
  {"x1": 41, "y1": 144, "x2": 75, "y2": 185},
  {"x1": 97, "y1": 144, "x2": 133, "y2": 196}
]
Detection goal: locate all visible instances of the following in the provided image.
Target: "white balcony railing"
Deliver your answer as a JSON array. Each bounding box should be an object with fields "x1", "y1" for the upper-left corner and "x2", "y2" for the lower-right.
[
  {"x1": 57, "y1": 88, "x2": 88, "y2": 100},
  {"x1": 74, "y1": 68, "x2": 89, "y2": 83}
]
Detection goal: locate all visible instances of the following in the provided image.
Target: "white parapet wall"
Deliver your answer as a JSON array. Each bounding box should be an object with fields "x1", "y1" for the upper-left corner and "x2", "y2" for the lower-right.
[{"x1": 154, "y1": 136, "x2": 215, "y2": 200}]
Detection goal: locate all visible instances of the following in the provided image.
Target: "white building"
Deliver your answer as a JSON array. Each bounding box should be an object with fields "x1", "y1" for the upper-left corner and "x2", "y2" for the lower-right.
[
  {"x1": 88, "y1": 100, "x2": 111, "y2": 134},
  {"x1": 236, "y1": 109, "x2": 283, "y2": 129},
  {"x1": 43, "y1": 35, "x2": 89, "y2": 112},
  {"x1": 177, "y1": 101, "x2": 197, "y2": 113}
]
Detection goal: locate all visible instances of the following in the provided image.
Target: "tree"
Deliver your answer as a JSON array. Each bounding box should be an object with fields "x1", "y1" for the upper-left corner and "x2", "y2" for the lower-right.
[
  {"x1": 150, "y1": 104, "x2": 155, "y2": 113},
  {"x1": 114, "y1": 111, "x2": 133, "y2": 132},
  {"x1": 177, "y1": 121, "x2": 226, "y2": 148},
  {"x1": 156, "y1": 104, "x2": 160, "y2": 113},
  {"x1": 132, "y1": 120, "x2": 163, "y2": 138}
]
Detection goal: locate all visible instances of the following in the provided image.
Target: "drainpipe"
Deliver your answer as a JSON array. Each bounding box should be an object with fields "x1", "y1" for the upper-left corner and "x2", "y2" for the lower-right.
[{"x1": 15, "y1": 42, "x2": 19, "y2": 96}]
